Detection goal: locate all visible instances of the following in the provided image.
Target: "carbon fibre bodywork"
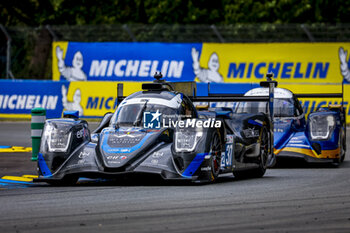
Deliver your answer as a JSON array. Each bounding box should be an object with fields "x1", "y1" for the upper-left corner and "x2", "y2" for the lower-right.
[{"x1": 34, "y1": 81, "x2": 275, "y2": 185}]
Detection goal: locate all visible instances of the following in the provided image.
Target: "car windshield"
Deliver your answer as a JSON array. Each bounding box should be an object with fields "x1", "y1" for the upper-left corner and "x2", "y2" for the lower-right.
[
  {"x1": 111, "y1": 103, "x2": 180, "y2": 127},
  {"x1": 235, "y1": 98, "x2": 296, "y2": 117}
]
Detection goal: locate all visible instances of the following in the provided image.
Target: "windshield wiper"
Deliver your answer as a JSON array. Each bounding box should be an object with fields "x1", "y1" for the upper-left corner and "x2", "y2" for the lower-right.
[{"x1": 133, "y1": 101, "x2": 148, "y2": 126}]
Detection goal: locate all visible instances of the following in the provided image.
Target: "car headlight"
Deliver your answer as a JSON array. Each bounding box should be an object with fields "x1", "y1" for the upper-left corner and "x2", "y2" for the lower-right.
[
  {"x1": 309, "y1": 114, "x2": 335, "y2": 140},
  {"x1": 175, "y1": 129, "x2": 203, "y2": 152},
  {"x1": 44, "y1": 123, "x2": 72, "y2": 152}
]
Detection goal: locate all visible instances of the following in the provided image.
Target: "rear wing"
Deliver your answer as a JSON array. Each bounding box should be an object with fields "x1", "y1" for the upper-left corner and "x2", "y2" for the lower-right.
[
  {"x1": 295, "y1": 93, "x2": 343, "y2": 98},
  {"x1": 116, "y1": 73, "x2": 278, "y2": 119},
  {"x1": 294, "y1": 91, "x2": 345, "y2": 127},
  {"x1": 190, "y1": 96, "x2": 269, "y2": 102},
  {"x1": 294, "y1": 78, "x2": 344, "y2": 103},
  {"x1": 295, "y1": 90, "x2": 344, "y2": 111},
  {"x1": 116, "y1": 73, "x2": 278, "y2": 148},
  {"x1": 116, "y1": 81, "x2": 197, "y2": 101}
]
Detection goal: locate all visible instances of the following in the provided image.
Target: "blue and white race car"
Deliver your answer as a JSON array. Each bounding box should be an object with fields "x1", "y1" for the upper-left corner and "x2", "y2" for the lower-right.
[
  {"x1": 34, "y1": 74, "x2": 276, "y2": 185},
  {"x1": 240, "y1": 82, "x2": 346, "y2": 165}
]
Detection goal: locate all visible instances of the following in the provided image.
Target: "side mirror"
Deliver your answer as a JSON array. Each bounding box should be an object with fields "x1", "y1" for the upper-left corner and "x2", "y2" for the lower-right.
[
  {"x1": 92, "y1": 112, "x2": 113, "y2": 134},
  {"x1": 91, "y1": 133, "x2": 99, "y2": 143},
  {"x1": 63, "y1": 110, "x2": 79, "y2": 119}
]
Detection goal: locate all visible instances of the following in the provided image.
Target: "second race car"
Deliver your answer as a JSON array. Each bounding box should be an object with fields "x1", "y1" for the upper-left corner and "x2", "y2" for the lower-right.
[{"x1": 238, "y1": 75, "x2": 346, "y2": 165}]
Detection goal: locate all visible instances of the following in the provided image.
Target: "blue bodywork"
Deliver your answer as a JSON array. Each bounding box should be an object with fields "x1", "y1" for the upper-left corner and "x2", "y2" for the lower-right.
[
  {"x1": 243, "y1": 86, "x2": 346, "y2": 164},
  {"x1": 273, "y1": 102, "x2": 346, "y2": 163}
]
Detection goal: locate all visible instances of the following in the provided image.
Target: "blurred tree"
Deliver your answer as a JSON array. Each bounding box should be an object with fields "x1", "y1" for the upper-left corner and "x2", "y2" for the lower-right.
[
  {"x1": 222, "y1": 0, "x2": 349, "y2": 24},
  {"x1": 143, "y1": 0, "x2": 224, "y2": 24},
  {"x1": 1, "y1": 0, "x2": 350, "y2": 26},
  {"x1": 0, "y1": 0, "x2": 55, "y2": 26}
]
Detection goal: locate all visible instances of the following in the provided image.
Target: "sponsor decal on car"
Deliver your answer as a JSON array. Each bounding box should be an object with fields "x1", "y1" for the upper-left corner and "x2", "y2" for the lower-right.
[
  {"x1": 78, "y1": 151, "x2": 90, "y2": 159},
  {"x1": 152, "y1": 151, "x2": 164, "y2": 158}
]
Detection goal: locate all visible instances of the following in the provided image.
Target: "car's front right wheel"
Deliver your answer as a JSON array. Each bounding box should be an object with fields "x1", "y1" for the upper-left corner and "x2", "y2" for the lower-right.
[{"x1": 233, "y1": 127, "x2": 268, "y2": 179}]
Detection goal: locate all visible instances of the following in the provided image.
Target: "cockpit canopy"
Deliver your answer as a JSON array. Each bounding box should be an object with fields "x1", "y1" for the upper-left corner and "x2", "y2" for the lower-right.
[
  {"x1": 235, "y1": 98, "x2": 297, "y2": 117},
  {"x1": 110, "y1": 91, "x2": 197, "y2": 127},
  {"x1": 236, "y1": 87, "x2": 303, "y2": 118}
]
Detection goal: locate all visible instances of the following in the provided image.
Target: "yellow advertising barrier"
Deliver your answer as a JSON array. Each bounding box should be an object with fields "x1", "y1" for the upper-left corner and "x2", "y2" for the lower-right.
[
  {"x1": 53, "y1": 42, "x2": 350, "y2": 84},
  {"x1": 63, "y1": 82, "x2": 144, "y2": 117},
  {"x1": 57, "y1": 42, "x2": 350, "y2": 122},
  {"x1": 199, "y1": 43, "x2": 350, "y2": 84},
  {"x1": 52, "y1": 42, "x2": 68, "y2": 81}
]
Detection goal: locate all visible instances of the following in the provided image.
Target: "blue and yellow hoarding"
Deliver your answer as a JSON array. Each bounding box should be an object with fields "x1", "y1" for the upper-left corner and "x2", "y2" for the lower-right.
[
  {"x1": 3, "y1": 42, "x2": 350, "y2": 121},
  {"x1": 63, "y1": 82, "x2": 143, "y2": 118},
  {"x1": 52, "y1": 41, "x2": 202, "y2": 82},
  {"x1": 199, "y1": 43, "x2": 349, "y2": 84},
  {"x1": 53, "y1": 41, "x2": 350, "y2": 85}
]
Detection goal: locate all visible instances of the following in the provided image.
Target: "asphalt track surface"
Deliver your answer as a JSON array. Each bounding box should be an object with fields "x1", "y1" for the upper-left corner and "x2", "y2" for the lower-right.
[{"x1": 1, "y1": 122, "x2": 350, "y2": 233}]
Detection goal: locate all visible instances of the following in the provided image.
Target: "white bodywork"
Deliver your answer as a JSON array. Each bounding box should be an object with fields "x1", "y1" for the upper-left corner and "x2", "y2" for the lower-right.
[
  {"x1": 244, "y1": 87, "x2": 293, "y2": 99},
  {"x1": 120, "y1": 94, "x2": 182, "y2": 109}
]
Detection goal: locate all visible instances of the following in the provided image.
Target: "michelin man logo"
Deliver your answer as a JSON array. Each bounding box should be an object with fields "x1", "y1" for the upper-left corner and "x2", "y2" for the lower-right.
[
  {"x1": 339, "y1": 47, "x2": 350, "y2": 83},
  {"x1": 191, "y1": 48, "x2": 223, "y2": 83},
  {"x1": 144, "y1": 110, "x2": 161, "y2": 129},
  {"x1": 61, "y1": 85, "x2": 84, "y2": 116},
  {"x1": 56, "y1": 46, "x2": 87, "y2": 81}
]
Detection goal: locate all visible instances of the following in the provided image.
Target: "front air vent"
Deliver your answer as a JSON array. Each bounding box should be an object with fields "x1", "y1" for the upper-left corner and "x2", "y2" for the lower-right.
[
  {"x1": 311, "y1": 143, "x2": 322, "y2": 155},
  {"x1": 174, "y1": 157, "x2": 185, "y2": 171}
]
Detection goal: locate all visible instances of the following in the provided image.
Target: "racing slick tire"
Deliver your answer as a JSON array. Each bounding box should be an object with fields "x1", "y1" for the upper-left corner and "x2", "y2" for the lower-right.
[
  {"x1": 208, "y1": 130, "x2": 222, "y2": 182},
  {"x1": 333, "y1": 130, "x2": 346, "y2": 166},
  {"x1": 340, "y1": 130, "x2": 346, "y2": 163},
  {"x1": 233, "y1": 127, "x2": 269, "y2": 179}
]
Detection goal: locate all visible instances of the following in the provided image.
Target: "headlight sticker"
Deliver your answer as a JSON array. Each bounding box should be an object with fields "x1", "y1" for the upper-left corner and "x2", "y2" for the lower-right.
[
  {"x1": 309, "y1": 114, "x2": 335, "y2": 140},
  {"x1": 243, "y1": 127, "x2": 260, "y2": 138}
]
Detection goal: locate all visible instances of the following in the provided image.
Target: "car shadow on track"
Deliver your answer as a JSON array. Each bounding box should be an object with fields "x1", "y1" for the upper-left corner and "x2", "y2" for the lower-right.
[
  {"x1": 32, "y1": 172, "x2": 275, "y2": 187},
  {"x1": 68, "y1": 172, "x2": 278, "y2": 187},
  {"x1": 74, "y1": 175, "x2": 230, "y2": 187}
]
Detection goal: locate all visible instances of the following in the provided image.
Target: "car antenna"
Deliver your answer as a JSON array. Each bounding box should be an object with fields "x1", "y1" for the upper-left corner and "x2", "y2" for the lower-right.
[
  {"x1": 153, "y1": 71, "x2": 174, "y2": 90},
  {"x1": 266, "y1": 72, "x2": 273, "y2": 81},
  {"x1": 154, "y1": 71, "x2": 163, "y2": 82}
]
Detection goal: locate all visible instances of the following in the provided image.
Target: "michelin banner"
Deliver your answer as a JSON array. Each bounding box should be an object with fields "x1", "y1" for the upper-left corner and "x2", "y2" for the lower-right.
[
  {"x1": 53, "y1": 42, "x2": 202, "y2": 82},
  {"x1": 0, "y1": 80, "x2": 259, "y2": 119},
  {"x1": 0, "y1": 80, "x2": 144, "y2": 119},
  {"x1": 0, "y1": 81, "x2": 225, "y2": 119},
  {"x1": 0, "y1": 80, "x2": 68, "y2": 119},
  {"x1": 53, "y1": 42, "x2": 350, "y2": 84},
  {"x1": 1, "y1": 80, "x2": 350, "y2": 122},
  {"x1": 200, "y1": 43, "x2": 350, "y2": 84}
]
